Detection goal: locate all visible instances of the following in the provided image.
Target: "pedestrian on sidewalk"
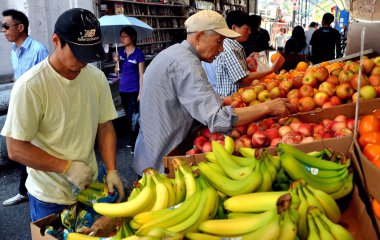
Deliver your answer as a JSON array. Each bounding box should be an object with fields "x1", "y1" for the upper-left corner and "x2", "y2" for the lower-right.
[
  {"x1": 1, "y1": 8, "x2": 124, "y2": 221},
  {"x1": 1, "y1": 9, "x2": 48, "y2": 207}
]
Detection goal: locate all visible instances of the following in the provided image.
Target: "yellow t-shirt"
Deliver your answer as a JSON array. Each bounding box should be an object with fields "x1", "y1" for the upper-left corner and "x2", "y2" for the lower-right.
[{"x1": 1, "y1": 59, "x2": 117, "y2": 204}]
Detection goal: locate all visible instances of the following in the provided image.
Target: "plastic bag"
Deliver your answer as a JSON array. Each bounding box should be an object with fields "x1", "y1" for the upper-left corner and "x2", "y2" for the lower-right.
[{"x1": 247, "y1": 51, "x2": 270, "y2": 72}]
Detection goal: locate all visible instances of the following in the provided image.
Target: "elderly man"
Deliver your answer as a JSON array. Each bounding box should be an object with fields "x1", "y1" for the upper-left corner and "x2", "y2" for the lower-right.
[{"x1": 133, "y1": 10, "x2": 291, "y2": 175}]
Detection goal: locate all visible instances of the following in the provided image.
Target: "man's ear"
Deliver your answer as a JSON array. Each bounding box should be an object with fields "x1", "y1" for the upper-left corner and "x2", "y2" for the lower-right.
[
  {"x1": 18, "y1": 24, "x2": 25, "y2": 33},
  {"x1": 52, "y1": 33, "x2": 60, "y2": 47},
  {"x1": 194, "y1": 31, "x2": 204, "y2": 44}
]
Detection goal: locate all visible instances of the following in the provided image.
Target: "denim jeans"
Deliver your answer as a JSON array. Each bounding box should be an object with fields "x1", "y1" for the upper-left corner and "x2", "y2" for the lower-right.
[{"x1": 29, "y1": 194, "x2": 68, "y2": 221}]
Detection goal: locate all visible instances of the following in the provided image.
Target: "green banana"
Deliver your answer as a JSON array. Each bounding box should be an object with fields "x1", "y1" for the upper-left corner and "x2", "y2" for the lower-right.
[
  {"x1": 280, "y1": 152, "x2": 345, "y2": 194},
  {"x1": 205, "y1": 152, "x2": 217, "y2": 163},
  {"x1": 264, "y1": 154, "x2": 278, "y2": 183},
  {"x1": 224, "y1": 135, "x2": 235, "y2": 154},
  {"x1": 300, "y1": 185, "x2": 326, "y2": 216},
  {"x1": 295, "y1": 186, "x2": 309, "y2": 240},
  {"x1": 268, "y1": 154, "x2": 281, "y2": 171},
  {"x1": 328, "y1": 172, "x2": 354, "y2": 200},
  {"x1": 278, "y1": 209, "x2": 298, "y2": 240},
  {"x1": 206, "y1": 162, "x2": 226, "y2": 175},
  {"x1": 310, "y1": 208, "x2": 335, "y2": 240},
  {"x1": 224, "y1": 191, "x2": 287, "y2": 212},
  {"x1": 150, "y1": 171, "x2": 169, "y2": 211},
  {"x1": 231, "y1": 155, "x2": 257, "y2": 167},
  {"x1": 212, "y1": 141, "x2": 255, "y2": 180},
  {"x1": 136, "y1": 180, "x2": 202, "y2": 236},
  {"x1": 318, "y1": 210, "x2": 354, "y2": 240},
  {"x1": 198, "y1": 161, "x2": 262, "y2": 196},
  {"x1": 198, "y1": 208, "x2": 277, "y2": 237},
  {"x1": 178, "y1": 161, "x2": 197, "y2": 200},
  {"x1": 173, "y1": 168, "x2": 186, "y2": 205},
  {"x1": 257, "y1": 160, "x2": 273, "y2": 192},
  {"x1": 93, "y1": 173, "x2": 155, "y2": 217},
  {"x1": 185, "y1": 232, "x2": 222, "y2": 240},
  {"x1": 278, "y1": 143, "x2": 346, "y2": 170},
  {"x1": 239, "y1": 147, "x2": 256, "y2": 158},
  {"x1": 304, "y1": 184, "x2": 341, "y2": 223},
  {"x1": 307, "y1": 214, "x2": 320, "y2": 240}
]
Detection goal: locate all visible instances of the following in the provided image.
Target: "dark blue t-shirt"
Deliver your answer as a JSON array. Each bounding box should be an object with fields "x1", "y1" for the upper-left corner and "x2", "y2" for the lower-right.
[{"x1": 118, "y1": 47, "x2": 145, "y2": 93}]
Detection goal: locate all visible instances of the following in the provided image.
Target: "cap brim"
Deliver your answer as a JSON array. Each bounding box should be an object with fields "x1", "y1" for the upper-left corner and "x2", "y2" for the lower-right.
[
  {"x1": 68, "y1": 42, "x2": 106, "y2": 63},
  {"x1": 214, "y1": 28, "x2": 241, "y2": 38}
]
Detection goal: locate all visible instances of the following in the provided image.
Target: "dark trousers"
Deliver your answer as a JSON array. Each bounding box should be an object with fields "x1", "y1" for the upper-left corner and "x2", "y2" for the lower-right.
[
  {"x1": 119, "y1": 92, "x2": 139, "y2": 145},
  {"x1": 19, "y1": 163, "x2": 28, "y2": 196}
]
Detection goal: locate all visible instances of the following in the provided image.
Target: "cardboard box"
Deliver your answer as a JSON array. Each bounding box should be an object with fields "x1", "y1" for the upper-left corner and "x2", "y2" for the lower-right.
[{"x1": 30, "y1": 214, "x2": 60, "y2": 240}]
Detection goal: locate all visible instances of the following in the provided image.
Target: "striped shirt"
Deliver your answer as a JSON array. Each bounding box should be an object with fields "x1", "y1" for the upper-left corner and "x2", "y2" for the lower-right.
[
  {"x1": 133, "y1": 40, "x2": 237, "y2": 175},
  {"x1": 215, "y1": 38, "x2": 249, "y2": 97},
  {"x1": 11, "y1": 36, "x2": 49, "y2": 80}
]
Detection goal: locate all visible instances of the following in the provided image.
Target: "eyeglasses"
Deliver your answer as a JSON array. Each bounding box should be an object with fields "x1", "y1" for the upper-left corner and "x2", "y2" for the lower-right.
[{"x1": 2, "y1": 23, "x2": 19, "y2": 30}]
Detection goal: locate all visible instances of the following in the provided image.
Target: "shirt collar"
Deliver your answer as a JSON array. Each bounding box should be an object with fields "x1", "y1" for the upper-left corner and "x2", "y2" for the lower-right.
[
  {"x1": 11, "y1": 35, "x2": 32, "y2": 51},
  {"x1": 181, "y1": 40, "x2": 200, "y2": 60}
]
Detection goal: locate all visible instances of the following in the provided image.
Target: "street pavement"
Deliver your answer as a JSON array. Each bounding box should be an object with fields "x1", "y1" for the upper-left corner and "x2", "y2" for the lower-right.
[{"x1": 0, "y1": 120, "x2": 138, "y2": 239}]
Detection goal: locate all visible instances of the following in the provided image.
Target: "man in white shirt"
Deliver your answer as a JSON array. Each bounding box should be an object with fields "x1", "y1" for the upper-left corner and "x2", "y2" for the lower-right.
[{"x1": 304, "y1": 22, "x2": 318, "y2": 56}]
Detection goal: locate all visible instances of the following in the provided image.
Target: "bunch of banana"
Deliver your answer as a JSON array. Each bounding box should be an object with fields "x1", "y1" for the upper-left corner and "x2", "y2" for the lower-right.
[
  {"x1": 130, "y1": 175, "x2": 218, "y2": 236},
  {"x1": 198, "y1": 193, "x2": 299, "y2": 240},
  {"x1": 307, "y1": 206, "x2": 353, "y2": 240},
  {"x1": 288, "y1": 179, "x2": 341, "y2": 239},
  {"x1": 93, "y1": 168, "x2": 177, "y2": 218},
  {"x1": 171, "y1": 158, "x2": 197, "y2": 201},
  {"x1": 277, "y1": 143, "x2": 353, "y2": 199}
]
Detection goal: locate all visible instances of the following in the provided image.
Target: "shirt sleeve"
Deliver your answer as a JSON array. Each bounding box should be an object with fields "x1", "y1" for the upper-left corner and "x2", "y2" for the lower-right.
[
  {"x1": 220, "y1": 48, "x2": 248, "y2": 84},
  {"x1": 137, "y1": 49, "x2": 145, "y2": 63},
  {"x1": 173, "y1": 61, "x2": 237, "y2": 133},
  {"x1": 36, "y1": 47, "x2": 49, "y2": 63}
]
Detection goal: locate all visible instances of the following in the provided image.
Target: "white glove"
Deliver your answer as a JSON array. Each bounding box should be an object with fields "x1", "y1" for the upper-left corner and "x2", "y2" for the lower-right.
[
  {"x1": 63, "y1": 161, "x2": 93, "y2": 190},
  {"x1": 106, "y1": 170, "x2": 125, "y2": 202}
]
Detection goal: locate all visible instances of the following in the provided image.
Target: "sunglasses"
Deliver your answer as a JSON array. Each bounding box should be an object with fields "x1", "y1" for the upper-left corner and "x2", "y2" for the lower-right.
[{"x1": 2, "y1": 23, "x2": 19, "y2": 30}]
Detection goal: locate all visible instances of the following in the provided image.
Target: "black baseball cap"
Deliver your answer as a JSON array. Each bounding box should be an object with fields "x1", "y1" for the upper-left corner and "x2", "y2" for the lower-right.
[{"x1": 54, "y1": 8, "x2": 105, "y2": 63}]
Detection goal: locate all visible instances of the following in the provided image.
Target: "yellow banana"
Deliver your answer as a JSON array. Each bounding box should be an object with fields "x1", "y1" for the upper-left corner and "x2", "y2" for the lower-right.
[
  {"x1": 317, "y1": 210, "x2": 354, "y2": 240},
  {"x1": 295, "y1": 186, "x2": 309, "y2": 240},
  {"x1": 227, "y1": 212, "x2": 260, "y2": 219},
  {"x1": 93, "y1": 173, "x2": 155, "y2": 217},
  {"x1": 129, "y1": 218, "x2": 142, "y2": 230},
  {"x1": 128, "y1": 182, "x2": 143, "y2": 201},
  {"x1": 136, "y1": 180, "x2": 201, "y2": 236},
  {"x1": 212, "y1": 141, "x2": 255, "y2": 180},
  {"x1": 145, "y1": 227, "x2": 183, "y2": 239},
  {"x1": 328, "y1": 172, "x2": 354, "y2": 200},
  {"x1": 264, "y1": 155, "x2": 278, "y2": 183},
  {"x1": 224, "y1": 135, "x2": 235, "y2": 154},
  {"x1": 239, "y1": 147, "x2": 256, "y2": 158},
  {"x1": 205, "y1": 152, "x2": 217, "y2": 163},
  {"x1": 206, "y1": 162, "x2": 226, "y2": 175},
  {"x1": 307, "y1": 214, "x2": 320, "y2": 240},
  {"x1": 66, "y1": 233, "x2": 109, "y2": 240},
  {"x1": 299, "y1": 185, "x2": 326, "y2": 216},
  {"x1": 304, "y1": 184, "x2": 341, "y2": 223},
  {"x1": 150, "y1": 172, "x2": 169, "y2": 211},
  {"x1": 278, "y1": 209, "x2": 298, "y2": 240},
  {"x1": 198, "y1": 161, "x2": 263, "y2": 196},
  {"x1": 185, "y1": 232, "x2": 222, "y2": 240},
  {"x1": 178, "y1": 162, "x2": 197, "y2": 200},
  {"x1": 132, "y1": 207, "x2": 173, "y2": 227},
  {"x1": 138, "y1": 173, "x2": 147, "y2": 187},
  {"x1": 231, "y1": 155, "x2": 256, "y2": 167},
  {"x1": 224, "y1": 191, "x2": 287, "y2": 212},
  {"x1": 198, "y1": 208, "x2": 277, "y2": 236},
  {"x1": 280, "y1": 152, "x2": 345, "y2": 194},
  {"x1": 173, "y1": 168, "x2": 186, "y2": 205},
  {"x1": 257, "y1": 160, "x2": 273, "y2": 192},
  {"x1": 158, "y1": 173, "x2": 176, "y2": 207}
]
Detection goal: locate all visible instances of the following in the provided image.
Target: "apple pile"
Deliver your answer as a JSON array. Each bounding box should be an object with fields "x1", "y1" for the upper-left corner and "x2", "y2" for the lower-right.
[
  {"x1": 186, "y1": 115, "x2": 354, "y2": 155},
  {"x1": 225, "y1": 56, "x2": 380, "y2": 113}
]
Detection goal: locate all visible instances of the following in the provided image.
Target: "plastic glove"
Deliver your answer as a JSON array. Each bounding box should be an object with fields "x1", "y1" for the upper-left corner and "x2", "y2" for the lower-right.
[
  {"x1": 106, "y1": 170, "x2": 125, "y2": 202},
  {"x1": 63, "y1": 161, "x2": 93, "y2": 190}
]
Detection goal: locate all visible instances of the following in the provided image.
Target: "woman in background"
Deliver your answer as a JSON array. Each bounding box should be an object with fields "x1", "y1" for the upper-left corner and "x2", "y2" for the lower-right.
[
  {"x1": 116, "y1": 26, "x2": 145, "y2": 154},
  {"x1": 290, "y1": 25, "x2": 309, "y2": 59}
]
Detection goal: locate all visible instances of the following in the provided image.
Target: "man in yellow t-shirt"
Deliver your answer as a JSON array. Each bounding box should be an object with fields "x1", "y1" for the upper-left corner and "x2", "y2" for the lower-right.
[{"x1": 1, "y1": 8, "x2": 125, "y2": 221}]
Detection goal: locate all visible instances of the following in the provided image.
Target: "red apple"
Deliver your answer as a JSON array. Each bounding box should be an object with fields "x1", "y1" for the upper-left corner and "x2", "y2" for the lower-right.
[
  {"x1": 314, "y1": 66, "x2": 329, "y2": 82},
  {"x1": 298, "y1": 97, "x2": 316, "y2": 112},
  {"x1": 291, "y1": 75, "x2": 303, "y2": 89},
  {"x1": 326, "y1": 75, "x2": 340, "y2": 85},
  {"x1": 313, "y1": 124, "x2": 325, "y2": 135},
  {"x1": 269, "y1": 87, "x2": 281, "y2": 99},
  {"x1": 246, "y1": 122, "x2": 259, "y2": 137},
  {"x1": 347, "y1": 61, "x2": 361, "y2": 73},
  {"x1": 209, "y1": 133, "x2": 225, "y2": 141},
  {"x1": 338, "y1": 70, "x2": 353, "y2": 84},
  {"x1": 186, "y1": 148, "x2": 201, "y2": 155},
  {"x1": 360, "y1": 85, "x2": 377, "y2": 100},
  {"x1": 251, "y1": 131, "x2": 269, "y2": 148},
  {"x1": 264, "y1": 128, "x2": 281, "y2": 141},
  {"x1": 334, "y1": 128, "x2": 353, "y2": 137},
  {"x1": 202, "y1": 141, "x2": 213, "y2": 153},
  {"x1": 300, "y1": 136, "x2": 315, "y2": 144},
  {"x1": 313, "y1": 134, "x2": 322, "y2": 140},
  {"x1": 230, "y1": 100, "x2": 243, "y2": 108},
  {"x1": 229, "y1": 129, "x2": 241, "y2": 139},
  {"x1": 253, "y1": 84, "x2": 266, "y2": 94},
  {"x1": 322, "y1": 130, "x2": 334, "y2": 139},
  {"x1": 350, "y1": 73, "x2": 369, "y2": 90},
  {"x1": 318, "y1": 82, "x2": 336, "y2": 97},
  {"x1": 289, "y1": 97, "x2": 300, "y2": 113},
  {"x1": 302, "y1": 72, "x2": 318, "y2": 87},
  {"x1": 270, "y1": 138, "x2": 283, "y2": 147},
  {"x1": 297, "y1": 123, "x2": 313, "y2": 137},
  {"x1": 321, "y1": 119, "x2": 334, "y2": 128},
  {"x1": 257, "y1": 121, "x2": 269, "y2": 131},
  {"x1": 313, "y1": 92, "x2": 330, "y2": 107},
  {"x1": 336, "y1": 83, "x2": 354, "y2": 100},
  {"x1": 346, "y1": 118, "x2": 355, "y2": 130},
  {"x1": 239, "y1": 135, "x2": 252, "y2": 148},
  {"x1": 369, "y1": 75, "x2": 380, "y2": 87},
  {"x1": 362, "y1": 58, "x2": 375, "y2": 74},
  {"x1": 279, "y1": 81, "x2": 293, "y2": 93},
  {"x1": 290, "y1": 121, "x2": 302, "y2": 132},
  {"x1": 223, "y1": 96, "x2": 234, "y2": 106},
  {"x1": 299, "y1": 85, "x2": 315, "y2": 98},
  {"x1": 266, "y1": 81, "x2": 279, "y2": 91},
  {"x1": 322, "y1": 101, "x2": 335, "y2": 109},
  {"x1": 194, "y1": 136, "x2": 208, "y2": 150},
  {"x1": 287, "y1": 89, "x2": 300, "y2": 99},
  {"x1": 200, "y1": 128, "x2": 211, "y2": 139},
  {"x1": 371, "y1": 66, "x2": 380, "y2": 75},
  {"x1": 278, "y1": 125, "x2": 292, "y2": 137},
  {"x1": 330, "y1": 96, "x2": 342, "y2": 105},
  {"x1": 234, "y1": 138, "x2": 245, "y2": 152},
  {"x1": 331, "y1": 121, "x2": 347, "y2": 132},
  {"x1": 282, "y1": 132, "x2": 302, "y2": 144},
  {"x1": 263, "y1": 119, "x2": 275, "y2": 128},
  {"x1": 334, "y1": 115, "x2": 347, "y2": 122}
]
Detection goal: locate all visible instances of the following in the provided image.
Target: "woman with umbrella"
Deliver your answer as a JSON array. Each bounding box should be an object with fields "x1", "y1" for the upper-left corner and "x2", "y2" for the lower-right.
[{"x1": 116, "y1": 26, "x2": 145, "y2": 153}]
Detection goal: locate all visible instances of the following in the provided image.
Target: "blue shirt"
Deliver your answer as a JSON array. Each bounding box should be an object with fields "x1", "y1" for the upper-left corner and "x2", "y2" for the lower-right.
[
  {"x1": 201, "y1": 61, "x2": 217, "y2": 91},
  {"x1": 133, "y1": 40, "x2": 237, "y2": 175},
  {"x1": 118, "y1": 47, "x2": 145, "y2": 93},
  {"x1": 11, "y1": 36, "x2": 49, "y2": 80}
]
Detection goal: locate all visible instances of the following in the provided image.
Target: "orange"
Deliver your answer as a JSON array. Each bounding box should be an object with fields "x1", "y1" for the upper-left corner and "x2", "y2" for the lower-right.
[
  {"x1": 372, "y1": 199, "x2": 380, "y2": 219},
  {"x1": 270, "y1": 53, "x2": 284, "y2": 63},
  {"x1": 296, "y1": 61, "x2": 309, "y2": 71}
]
